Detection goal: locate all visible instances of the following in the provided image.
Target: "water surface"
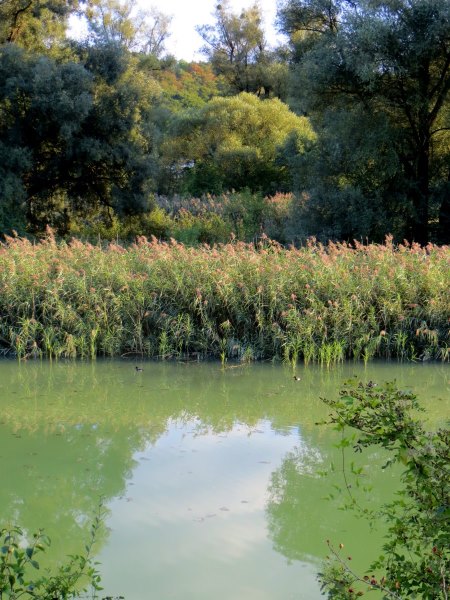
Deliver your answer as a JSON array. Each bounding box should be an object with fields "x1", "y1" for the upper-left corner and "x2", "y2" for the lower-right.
[{"x1": 0, "y1": 360, "x2": 448, "y2": 599}]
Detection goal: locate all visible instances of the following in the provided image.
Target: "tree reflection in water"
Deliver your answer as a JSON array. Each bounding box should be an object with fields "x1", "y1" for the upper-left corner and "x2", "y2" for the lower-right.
[{"x1": 0, "y1": 359, "x2": 447, "y2": 582}]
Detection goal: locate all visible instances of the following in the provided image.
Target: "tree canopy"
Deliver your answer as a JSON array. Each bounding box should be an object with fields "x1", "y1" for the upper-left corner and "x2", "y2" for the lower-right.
[
  {"x1": 0, "y1": 42, "x2": 161, "y2": 233},
  {"x1": 0, "y1": 0, "x2": 79, "y2": 52},
  {"x1": 162, "y1": 92, "x2": 316, "y2": 195},
  {"x1": 278, "y1": 0, "x2": 450, "y2": 244},
  {"x1": 196, "y1": 0, "x2": 288, "y2": 98},
  {"x1": 85, "y1": 0, "x2": 172, "y2": 55}
]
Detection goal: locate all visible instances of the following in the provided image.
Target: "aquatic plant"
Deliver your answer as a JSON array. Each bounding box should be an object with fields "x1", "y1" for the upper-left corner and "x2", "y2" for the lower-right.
[{"x1": 0, "y1": 232, "x2": 448, "y2": 362}]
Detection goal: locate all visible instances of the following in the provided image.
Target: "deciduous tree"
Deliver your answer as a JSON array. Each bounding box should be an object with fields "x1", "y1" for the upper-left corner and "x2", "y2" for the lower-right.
[
  {"x1": 0, "y1": 0, "x2": 79, "y2": 52},
  {"x1": 279, "y1": 0, "x2": 450, "y2": 244},
  {"x1": 161, "y1": 92, "x2": 315, "y2": 195},
  {"x1": 84, "y1": 0, "x2": 172, "y2": 56},
  {"x1": 0, "y1": 43, "x2": 161, "y2": 234},
  {"x1": 197, "y1": 1, "x2": 278, "y2": 96}
]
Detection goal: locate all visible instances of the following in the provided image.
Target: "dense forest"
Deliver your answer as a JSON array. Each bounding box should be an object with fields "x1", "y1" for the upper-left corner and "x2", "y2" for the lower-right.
[{"x1": 1, "y1": 0, "x2": 450, "y2": 245}]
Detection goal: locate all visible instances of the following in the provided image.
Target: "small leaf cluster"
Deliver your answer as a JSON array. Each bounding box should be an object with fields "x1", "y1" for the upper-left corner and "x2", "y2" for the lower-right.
[
  {"x1": 0, "y1": 507, "x2": 107, "y2": 599},
  {"x1": 319, "y1": 380, "x2": 449, "y2": 599}
]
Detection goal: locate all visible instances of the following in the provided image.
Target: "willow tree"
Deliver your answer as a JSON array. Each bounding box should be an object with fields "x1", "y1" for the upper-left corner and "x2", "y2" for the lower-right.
[
  {"x1": 196, "y1": 0, "x2": 281, "y2": 97},
  {"x1": 84, "y1": 0, "x2": 172, "y2": 56},
  {"x1": 162, "y1": 92, "x2": 315, "y2": 195},
  {"x1": 0, "y1": 43, "x2": 162, "y2": 234},
  {"x1": 279, "y1": 0, "x2": 450, "y2": 244},
  {"x1": 0, "y1": 0, "x2": 79, "y2": 52}
]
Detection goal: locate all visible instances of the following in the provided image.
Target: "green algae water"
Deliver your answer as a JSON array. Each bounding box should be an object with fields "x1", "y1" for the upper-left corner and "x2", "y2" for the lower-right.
[{"x1": 0, "y1": 360, "x2": 449, "y2": 599}]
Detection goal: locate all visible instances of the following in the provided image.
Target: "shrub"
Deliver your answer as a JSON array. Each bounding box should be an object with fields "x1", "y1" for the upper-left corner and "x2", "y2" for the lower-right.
[
  {"x1": 318, "y1": 380, "x2": 450, "y2": 599},
  {"x1": 0, "y1": 507, "x2": 106, "y2": 599}
]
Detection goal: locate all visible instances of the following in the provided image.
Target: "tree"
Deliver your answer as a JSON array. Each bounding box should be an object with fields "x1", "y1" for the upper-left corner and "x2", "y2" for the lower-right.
[
  {"x1": 67, "y1": 44, "x2": 161, "y2": 222},
  {"x1": 0, "y1": 0, "x2": 79, "y2": 52},
  {"x1": 318, "y1": 380, "x2": 449, "y2": 599},
  {"x1": 278, "y1": 0, "x2": 450, "y2": 244},
  {"x1": 161, "y1": 92, "x2": 316, "y2": 195},
  {"x1": 0, "y1": 43, "x2": 161, "y2": 234},
  {"x1": 196, "y1": 0, "x2": 277, "y2": 96},
  {"x1": 84, "y1": 0, "x2": 172, "y2": 56},
  {"x1": 0, "y1": 44, "x2": 93, "y2": 233}
]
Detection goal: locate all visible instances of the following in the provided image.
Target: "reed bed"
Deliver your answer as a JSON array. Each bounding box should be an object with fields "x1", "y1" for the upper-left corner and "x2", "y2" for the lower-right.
[{"x1": 0, "y1": 232, "x2": 449, "y2": 364}]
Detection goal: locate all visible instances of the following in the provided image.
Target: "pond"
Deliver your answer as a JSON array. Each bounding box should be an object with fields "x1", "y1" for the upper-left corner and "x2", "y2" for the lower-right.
[{"x1": 0, "y1": 360, "x2": 449, "y2": 599}]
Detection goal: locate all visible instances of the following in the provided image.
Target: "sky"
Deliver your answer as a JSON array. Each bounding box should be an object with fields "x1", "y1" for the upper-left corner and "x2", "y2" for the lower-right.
[{"x1": 70, "y1": 0, "x2": 283, "y2": 61}]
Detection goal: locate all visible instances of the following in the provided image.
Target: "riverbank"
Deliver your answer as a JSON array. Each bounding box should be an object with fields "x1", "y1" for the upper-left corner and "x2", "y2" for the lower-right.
[{"x1": 0, "y1": 233, "x2": 449, "y2": 362}]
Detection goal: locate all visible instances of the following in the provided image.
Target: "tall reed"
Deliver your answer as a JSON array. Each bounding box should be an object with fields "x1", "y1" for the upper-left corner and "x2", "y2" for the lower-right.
[{"x1": 0, "y1": 232, "x2": 448, "y2": 363}]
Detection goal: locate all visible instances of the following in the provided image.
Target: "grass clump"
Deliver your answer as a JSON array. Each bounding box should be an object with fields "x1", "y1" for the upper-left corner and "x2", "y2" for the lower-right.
[{"x1": 0, "y1": 232, "x2": 448, "y2": 363}]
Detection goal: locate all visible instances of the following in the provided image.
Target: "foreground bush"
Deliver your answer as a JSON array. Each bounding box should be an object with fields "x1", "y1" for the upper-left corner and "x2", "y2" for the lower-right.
[
  {"x1": 318, "y1": 380, "x2": 449, "y2": 599},
  {"x1": 0, "y1": 509, "x2": 104, "y2": 599},
  {"x1": 0, "y1": 233, "x2": 448, "y2": 362}
]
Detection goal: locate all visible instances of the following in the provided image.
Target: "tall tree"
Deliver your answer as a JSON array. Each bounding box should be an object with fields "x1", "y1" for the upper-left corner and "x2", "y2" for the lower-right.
[
  {"x1": 196, "y1": 0, "x2": 275, "y2": 96},
  {"x1": 0, "y1": 43, "x2": 161, "y2": 234},
  {"x1": 84, "y1": 0, "x2": 172, "y2": 56},
  {"x1": 278, "y1": 0, "x2": 450, "y2": 244},
  {"x1": 155, "y1": 61, "x2": 224, "y2": 111}
]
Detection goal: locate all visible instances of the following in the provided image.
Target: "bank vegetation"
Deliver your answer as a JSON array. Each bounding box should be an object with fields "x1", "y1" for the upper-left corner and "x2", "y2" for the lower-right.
[{"x1": 1, "y1": 233, "x2": 448, "y2": 364}]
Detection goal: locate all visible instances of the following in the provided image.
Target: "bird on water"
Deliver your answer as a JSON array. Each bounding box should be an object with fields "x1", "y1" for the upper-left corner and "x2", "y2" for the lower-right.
[
  {"x1": 135, "y1": 366, "x2": 143, "y2": 372},
  {"x1": 293, "y1": 376, "x2": 301, "y2": 381}
]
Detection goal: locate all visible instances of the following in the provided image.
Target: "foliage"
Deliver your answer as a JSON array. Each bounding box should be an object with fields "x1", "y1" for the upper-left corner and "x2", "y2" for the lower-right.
[
  {"x1": 162, "y1": 92, "x2": 315, "y2": 196},
  {"x1": 278, "y1": 0, "x2": 450, "y2": 244},
  {"x1": 0, "y1": 233, "x2": 448, "y2": 362},
  {"x1": 70, "y1": 44, "x2": 160, "y2": 219},
  {"x1": 0, "y1": 506, "x2": 105, "y2": 599},
  {"x1": 0, "y1": 44, "x2": 92, "y2": 234},
  {"x1": 318, "y1": 380, "x2": 450, "y2": 598},
  {"x1": 196, "y1": 0, "x2": 268, "y2": 96},
  {"x1": 2, "y1": 0, "x2": 450, "y2": 246},
  {"x1": 71, "y1": 191, "x2": 295, "y2": 245},
  {"x1": 155, "y1": 61, "x2": 224, "y2": 112},
  {"x1": 0, "y1": 0, "x2": 78, "y2": 53},
  {"x1": 84, "y1": 0, "x2": 172, "y2": 56},
  {"x1": 0, "y1": 42, "x2": 160, "y2": 235}
]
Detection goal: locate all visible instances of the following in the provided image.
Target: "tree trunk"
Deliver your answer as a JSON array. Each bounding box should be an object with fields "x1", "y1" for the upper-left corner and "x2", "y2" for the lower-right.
[{"x1": 412, "y1": 137, "x2": 429, "y2": 245}]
